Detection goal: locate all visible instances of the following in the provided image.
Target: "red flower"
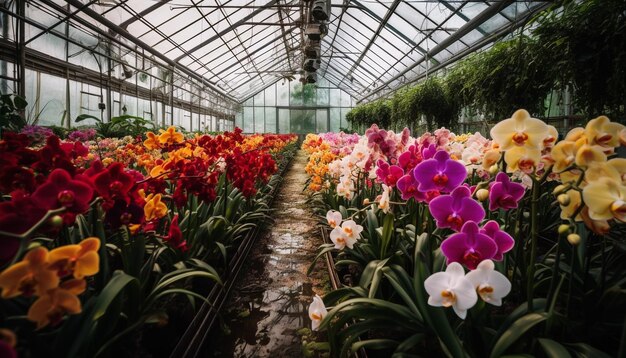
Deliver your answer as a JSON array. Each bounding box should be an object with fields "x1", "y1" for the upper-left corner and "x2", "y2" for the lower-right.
[
  {"x1": 0, "y1": 193, "x2": 47, "y2": 265},
  {"x1": 165, "y1": 215, "x2": 187, "y2": 252},
  {"x1": 92, "y1": 162, "x2": 135, "y2": 206},
  {"x1": 31, "y1": 169, "x2": 94, "y2": 214}
]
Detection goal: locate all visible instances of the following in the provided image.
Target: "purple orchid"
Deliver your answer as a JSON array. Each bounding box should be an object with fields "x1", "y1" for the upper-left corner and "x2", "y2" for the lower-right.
[
  {"x1": 489, "y1": 172, "x2": 526, "y2": 211},
  {"x1": 376, "y1": 159, "x2": 404, "y2": 187},
  {"x1": 413, "y1": 150, "x2": 467, "y2": 193},
  {"x1": 398, "y1": 145, "x2": 422, "y2": 172},
  {"x1": 421, "y1": 143, "x2": 437, "y2": 160},
  {"x1": 397, "y1": 169, "x2": 426, "y2": 202},
  {"x1": 441, "y1": 221, "x2": 498, "y2": 270},
  {"x1": 480, "y1": 220, "x2": 514, "y2": 261},
  {"x1": 429, "y1": 186, "x2": 485, "y2": 231}
]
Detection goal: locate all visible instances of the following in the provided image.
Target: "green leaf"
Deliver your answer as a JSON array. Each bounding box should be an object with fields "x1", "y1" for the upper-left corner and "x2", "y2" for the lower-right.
[
  {"x1": 490, "y1": 312, "x2": 548, "y2": 358},
  {"x1": 565, "y1": 343, "x2": 612, "y2": 358},
  {"x1": 13, "y1": 95, "x2": 27, "y2": 110},
  {"x1": 538, "y1": 338, "x2": 572, "y2": 358},
  {"x1": 75, "y1": 114, "x2": 101, "y2": 123}
]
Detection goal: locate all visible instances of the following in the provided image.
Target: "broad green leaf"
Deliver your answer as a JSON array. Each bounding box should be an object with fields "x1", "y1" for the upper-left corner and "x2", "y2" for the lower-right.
[
  {"x1": 75, "y1": 114, "x2": 101, "y2": 123},
  {"x1": 538, "y1": 338, "x2": 571, "y2": 358},
  {"x1": 490, "y1": 312, "x2": 548, "y2": 358}
]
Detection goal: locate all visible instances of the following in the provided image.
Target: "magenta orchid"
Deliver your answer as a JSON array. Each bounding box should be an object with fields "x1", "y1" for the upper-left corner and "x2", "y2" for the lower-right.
[
  {"x1": 413, "y1": 150, "x2": 467, "y2": 193},
  {"x1": 440, "y1": 221, "x2": 498, "y2": 270},
  {"x1": 375, "y1": 159, "x2": 404, "y2": 187},
  {"x1": 397, "y1": 169, "x2": 426, "y2": 202},
  {"x1": 480, "y1": 220, "x2": 514, "y2": 261},
  {"x1": 489, "y1": 172, "x2": 526, "y2": 211},
  {"x1": 428, "y1": 186, "x2": 485, "y2": 231}
]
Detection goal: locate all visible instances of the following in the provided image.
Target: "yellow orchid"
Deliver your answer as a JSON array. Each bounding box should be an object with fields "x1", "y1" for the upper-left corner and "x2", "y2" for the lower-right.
[
  {"x1": 158, "y1": 126, "x2": 184, "y2": 145},
  {"x1": 27, "y1": 279, "x2": 85, "y2": 329},
  {"x1": 481, "y1": 149, "x2": 501, "y2": 170},
  {"x1": 143, "y1": 131, "x2": 161, "y2": 150},
  {"x1": 607, "y1": 158, "x2": 626, "y2": 185},
  {"x1": 551, "y1": 140, "x2": 578, "y2": 173},
  {"x1": 145, "y1": 193, "x2": 168, "y2": 221},
  {"x1": 584, "y1": 116, "x2": 626, "y2": 148},
  {"x1": 582, "y1": 177, "x2": 626, "y2": 222},
  {"x1": 150, "y1": 164, "x2": 167, "y2": 178},
  {"x1": 559, "y1": 189, "x2": 582, "y2": 221},
  {"x1": 0, "y1": 247, "x2": 59, "y2": 299},
  {"x1": 585, "y1": 161, "x2": 622, "y2": 184},
  {"x1": 490, "y1": 109, "x2": 550, "y2": 151},
  {"x1": 575, "y1": 144, "x2": 606, "y2": 168},
  {"x1": 503, "y1": 146, "x2": 541, "y2": 173},
  {"x1": 47, "y1": 238, "x2": 100, "y2": 279}
]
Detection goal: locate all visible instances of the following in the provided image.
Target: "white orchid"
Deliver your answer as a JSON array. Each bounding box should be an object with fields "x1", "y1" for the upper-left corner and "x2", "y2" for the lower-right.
[
  {"x1": 378, "y1": 184, "x2": 391, "y2": 214},
  {"x1": 465, "y1": 260, "x2": 511, "y2": 306},
  {"x1": 424, "y1": 262, "x2": 477, "y2": 319},
  {"x1": 329, "y1": 219, "x2": 363, "y2": 250},
  {"x1": 326, "y1": 210, "x2": 343, "y2": 229},
  {"x1": 308, "y1": 294, "x2": 328, "y2": 331}
]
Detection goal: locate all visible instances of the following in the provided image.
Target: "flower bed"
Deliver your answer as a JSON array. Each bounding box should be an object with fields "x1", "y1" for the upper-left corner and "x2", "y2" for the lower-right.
[
  {"x1": 0, "y1": 126, "x2": 297, "y2": 357},
  {"x1": 305, "y1": 110, "x2": 626, "y2": 357}
]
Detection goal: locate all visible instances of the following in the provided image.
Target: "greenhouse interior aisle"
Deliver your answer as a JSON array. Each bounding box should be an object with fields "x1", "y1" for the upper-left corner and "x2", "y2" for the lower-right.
[{"x1": 208, "y1": 149, "x2": 327, "y2": 357}]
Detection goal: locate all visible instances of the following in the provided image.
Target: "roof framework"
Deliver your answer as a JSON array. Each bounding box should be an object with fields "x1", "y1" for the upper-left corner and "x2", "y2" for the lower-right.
[{"x1": 17, "y1": 0, "x2": 549, "y2": 104}]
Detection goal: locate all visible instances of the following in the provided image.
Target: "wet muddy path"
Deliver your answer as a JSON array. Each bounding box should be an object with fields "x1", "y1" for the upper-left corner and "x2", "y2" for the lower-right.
[{"x1": 207, "y1": 150, "x2": 328, "y2": 357}]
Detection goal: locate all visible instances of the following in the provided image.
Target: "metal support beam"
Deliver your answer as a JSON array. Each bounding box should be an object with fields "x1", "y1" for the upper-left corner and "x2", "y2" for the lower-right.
[
  {"x1": 174, "y1": 0, "x2": 279, "y2": 62},
  {"x1": 56, "y1": 0, "x2": 238, "y2": 104},
  {"x1": 358, "y1": 0, "x2": 515, "y2": 103},
  {"x1": 23, "y1": 0, "x2": 99, "y2": 46},
  {"x1": 359, "y1": 0, "x2": 551, "y2": 103},
  {"x1": 119, "y1": 0, "x2": 171, "y2": 29},
  {"x1": 342, "y1": 0, "x2": 401, "y2": 86},
  {"x1": 17, "y1": 0, "x2": 25, "y2": 100}
]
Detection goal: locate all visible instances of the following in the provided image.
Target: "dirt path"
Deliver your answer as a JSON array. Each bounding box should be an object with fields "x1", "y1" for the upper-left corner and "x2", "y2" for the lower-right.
[{"x1": 208, "y1": 150, "x2": 328, "y2": 357}]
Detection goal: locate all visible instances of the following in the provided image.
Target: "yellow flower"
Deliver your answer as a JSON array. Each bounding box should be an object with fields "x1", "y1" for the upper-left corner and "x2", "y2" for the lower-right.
[
  {"x1": 0, "y1": 247, "x2": 59, "y2": 299},
  {"x1": 503, "y1": 146, "x2": 541, "y2": 174},
  {"x1": 47, "y1": 238, "x2": 100, "y2": 279},
  {"x1": 150, "y1": 164, "x2": 166, "y2": 178},
  {"x1": 584, "y1": 116, "x2": 626, "y2": 148},
  {"x1": 551, "y1": 140, "x2": 578, "y2": 173},
  {"x1": 490, "y1": 109, "x2": 550, "y2": 151},
  {"x1": 575, "y1": 144, "x2": 606, "y2": 168},
  {"x1": 158, "y1": 126, "x2": 184, "y2": 145},
  {"x1": 582, "y1": 177, "x2": 626, "y2": 222},
  {"x1": 143, "y1": 132, "x2": 161, "y2": 150},
  {"x1": 145, "y1": 193, "x2": 168, "y2": 221},
  {"x1": 559, "y1": 189, "x2": 582, "y2": 221},
  {"x1": 27, "y1": 279, "x2": 85, "y2": 329}
]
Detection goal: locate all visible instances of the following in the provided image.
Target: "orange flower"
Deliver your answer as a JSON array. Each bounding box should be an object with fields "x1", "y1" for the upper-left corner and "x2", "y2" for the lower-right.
[
  {"x1": 143, "y1": 132, "x2": 161, "y2": 150},
  {"x1": 48, "y1": 238, "x2": 100, "y2": 279},
  {"x1": 144, "y1": 193, "x2": 168, "y2": 221},
  {"x1": 158, "y1": 126, "x2": 184, "y2": 145},
  {"x1": 27, "y1": 279, "x2": 85, "y2": 329},
  {"x1": 0, "y1": 247, "x2": 59, "y2": 299}
]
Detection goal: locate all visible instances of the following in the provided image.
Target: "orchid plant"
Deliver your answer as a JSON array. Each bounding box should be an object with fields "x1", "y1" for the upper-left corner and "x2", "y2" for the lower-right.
[{"x1": 305, "y1": 110, "x2": 626, "y2": 357}]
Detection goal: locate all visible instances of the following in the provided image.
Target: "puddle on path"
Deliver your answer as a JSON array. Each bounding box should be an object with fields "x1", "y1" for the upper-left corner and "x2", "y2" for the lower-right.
[{"x1": 206, "y1": 150, "x2": 329, "y2": 357}]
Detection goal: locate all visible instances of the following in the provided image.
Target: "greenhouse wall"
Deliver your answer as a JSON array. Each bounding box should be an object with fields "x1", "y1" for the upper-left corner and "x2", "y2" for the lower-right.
[{"x1": 235, "y1": 77, "x2": 355, "y2": 134}]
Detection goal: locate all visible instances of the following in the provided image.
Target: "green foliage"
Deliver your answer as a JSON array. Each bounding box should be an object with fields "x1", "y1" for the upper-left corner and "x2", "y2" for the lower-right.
[
  {"x1": 75, "y1": 113, "x2": 155, "y2": 138},
  {"x1": 532, "y1": 0, "x2": 626, "y2": 119},
  {"x1": 0, "y1": 93, "x2": 27, "y2": 132}
]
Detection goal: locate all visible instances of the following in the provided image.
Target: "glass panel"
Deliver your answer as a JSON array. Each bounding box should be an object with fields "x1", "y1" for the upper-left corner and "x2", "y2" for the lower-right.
[
  {"x1": 253, "y1": 91, "x2": 264, "y2": 106},
  {"x1": 341, "y1": 107, "x2": 351, "y2": 129},
  {"x1": 290, "y1": 109, "x2": 316, "y2": 134},
  {"x1": 265, "y1": 107, "x2": 276, "y2": 133},
  {"x1": 316, "y1": 109, "x2": 328, "y2": 133},
  {"x1": 330, "y1": 89, "x2": 340, "y2": 107},
  {"x1": 254, "y1": 107, "x2": 264, "y2": 133},
  {"x1": 243, "y1": 107, "x2": 254, "y2": 133},
  {"x1": 340, "y1": 90, "x2": 352, "y2": 107},
  {"x1": 235, "y1": 111, "x2": 243, "y2": 129},
  {"x1": 277, "y1": 80, "x2": 290, "y2": 106},
  {"x1": 317, "y1": 86, "x2": 329, "y2": 106},
  {"x1": 278, "y1": 108, "x2": 290, "y2": 134},
  {"x1": 290, "y1": 81, "x2": 302, "y2": 106},
  {"x1": 330, "y1": 107, "x2": 341, "y2": 132},
  {"x1": 264, "y1": 85, "x2": 276, "y2": 107}
]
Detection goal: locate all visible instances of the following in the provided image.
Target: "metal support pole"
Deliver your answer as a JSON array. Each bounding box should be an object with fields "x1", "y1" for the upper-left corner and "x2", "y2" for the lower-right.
[{"x1": 17, "y1": 0, "x2": 25, "y2": 101}]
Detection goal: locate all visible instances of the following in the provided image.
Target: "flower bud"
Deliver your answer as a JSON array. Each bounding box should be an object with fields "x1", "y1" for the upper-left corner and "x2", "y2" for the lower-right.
[
  {"x1": 558, "y1": 224, "x2": 570, "y2": 235},
  {"x1": 476, "y1": 189, "x2": 489, "y2": 202},
  {"x1": 363, "y1": 198, "x2": 370, "y2": 205},
  {"x1": 557, "y1": 194, "x2": 571, "y2": 206},
  {"x1": 489, "y1": 165, "x2": 499, "y2": 175},
  {"x1": 552, "y1": 184, "x2": 566, "y2": 196},
  {"x1": 48, "y1": 215, "x2": 64, "y2": 228},
  {"x1": 567, "y1": 233, "x2": 581, "y2": 246}
]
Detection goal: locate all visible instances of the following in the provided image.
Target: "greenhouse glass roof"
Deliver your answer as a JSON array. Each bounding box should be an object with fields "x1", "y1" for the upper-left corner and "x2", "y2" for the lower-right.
[{"x1": 16, "y1": 0, "x2": 548, "y2": 104}]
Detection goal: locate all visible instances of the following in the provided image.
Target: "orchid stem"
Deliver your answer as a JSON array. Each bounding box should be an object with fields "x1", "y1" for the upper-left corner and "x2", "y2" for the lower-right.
[{"x1": 527, "y1": 177, "x2": 539, "y2": 312}]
